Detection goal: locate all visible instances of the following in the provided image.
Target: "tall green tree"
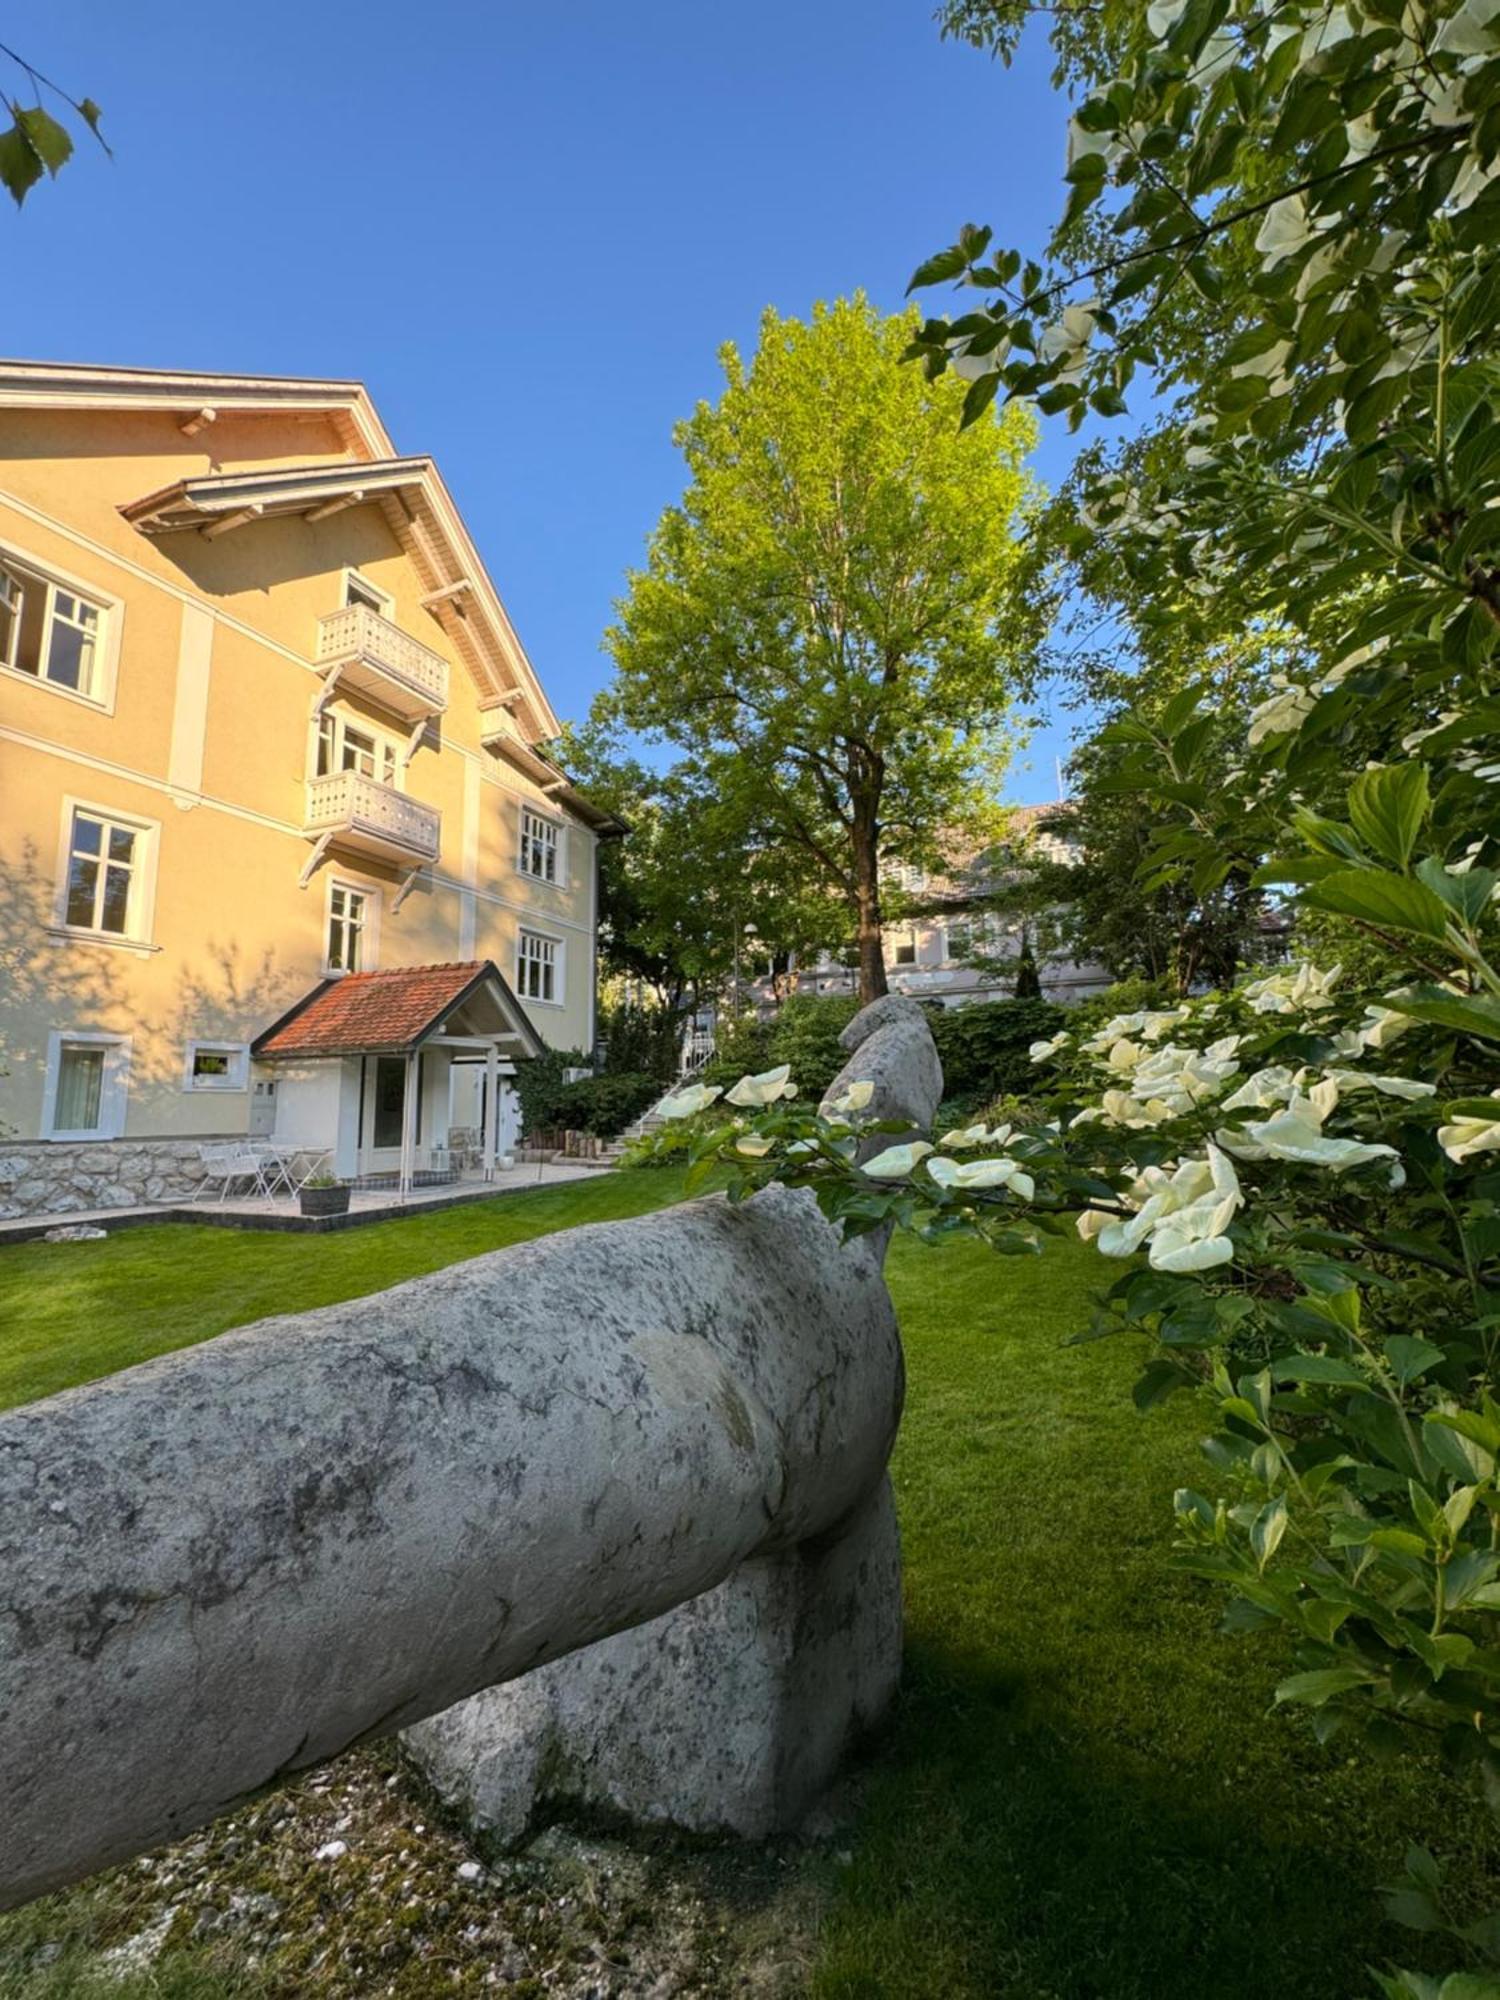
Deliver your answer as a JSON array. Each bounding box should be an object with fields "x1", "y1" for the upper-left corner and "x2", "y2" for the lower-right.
[{"x1": 603, "y1": 295, "x2": 1043, "y2": 1003}]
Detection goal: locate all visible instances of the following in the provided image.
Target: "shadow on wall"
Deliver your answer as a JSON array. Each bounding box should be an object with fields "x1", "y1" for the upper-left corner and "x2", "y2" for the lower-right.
[
  {"x1": 0, "y1": 843, "x2": 125, "y2": 1132},
  {"x1": 0, "y1": 841, "x2": 309, "y2": 1129}
]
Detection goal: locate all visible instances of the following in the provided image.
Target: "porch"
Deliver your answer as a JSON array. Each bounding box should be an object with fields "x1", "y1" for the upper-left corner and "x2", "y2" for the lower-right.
[{"x1": 249, "y1": 960, "x2": 547, "y2": 1195}]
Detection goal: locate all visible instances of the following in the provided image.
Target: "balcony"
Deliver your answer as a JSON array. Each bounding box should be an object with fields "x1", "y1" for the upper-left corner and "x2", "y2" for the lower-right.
[
  {"x1": 315, "y1": 604, "x2": 449, "y2": 722},
  {"x1": 304, "y1": 770, "x2": 441, "y2": 868}
]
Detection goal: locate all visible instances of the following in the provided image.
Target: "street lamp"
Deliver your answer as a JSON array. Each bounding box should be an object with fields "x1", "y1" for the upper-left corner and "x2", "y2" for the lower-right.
[{"x1": 732, "y1": 920, "x2": 759, "y2": 1012}]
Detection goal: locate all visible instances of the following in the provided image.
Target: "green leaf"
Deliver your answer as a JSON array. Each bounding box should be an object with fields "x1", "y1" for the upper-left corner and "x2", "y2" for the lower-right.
[
  {"x1": 1250, "y1": 1494, "x2": 1288, "y2": 1570},
  {"x1": 1416, "y1": 859, "x2": 1498, "y2": 926},
  {"x1": 1274, "y1": 1666, "x2": 1371, "y2": 1707},
  {"x1": 1386, "y1": 1335, "x2": 1447, "y2": 1386},
  {"x1": 1133, "y1": 1357, "x2": 1195, "y2": 1412},
  {"x1": 1386, "y1": 987, "x2": 1500, "y2": 1044},
  {"x1": 960, "y1": 369, "x2": 1001, "y2": 429},
  {"x1": 907, "y1": 243, "x2": 972, "y2": 293},
  {"x1": 0, "y1": 116, "x2": 43, "y2": 206},
  {"x1": 1347, "y1": 765, "x2": 1429, "y2": 868},
  {"x1": 1301, "y1": 870, "x2": 1455, "y2": 942},
  {"x1": 1274, "y1": 1352, "x2": 1367, "y2": 1387},
  {"x1": 12, "y1": 104, "x2": 72, "y2": 177}
]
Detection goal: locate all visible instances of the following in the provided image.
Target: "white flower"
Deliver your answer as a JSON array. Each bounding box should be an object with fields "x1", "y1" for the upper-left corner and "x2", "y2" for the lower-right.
[
  {"x1": 1438, "y1": 1094, "x2": 1500, "y2": 1163},
  {"x1": 1229, "y1": 1106, "x2": 1397, "y2": 1170},
  {"x1": 1094, "y1": 1149, "x2": 1242, "y2": 1269},
  {"x1": 1221, "y1": 1065, "x2": 1298, "y2": 1113},
  {"x1": 1097, "y1": 1089, "x2": 1176, "y2": 1130},
  {"x1": 829, "y1": 1080, "x2": 875, "y2": 1115},
  {"x1": 1029, "y1": 1035, "x2": 1070, "y2": 1061},
  {"x1": 1149, "y1": 1228, "x2": 1236, "y2": 1273},
  {"x1": 1323, "y1": 1069, "x2": 1436, "y2": 1101},
  {"x1": 1106, "y1": 1037, "x2": 1147, "y2": 1074},
  {"x1": 1145, "y1": 0, "x2": 1188, "y2": 35},
  {"x1": 734, "y1": 1134, "x2": 774, "y2": 1158},
  {"x1": 659, "y1": 1082, "x2": 723, "y2": 1120},
  {"x1": 1243, "y1": 962, "x2": 1343, "y2": 1015},
  {"x1": 1076, "y1": 1207, "x2": 1110, "y2": 1242},
  {"x1": 1358, "y1": 1005, "x2": 1413, "y2": 1050},
  {"x1": 928, "y1": 1156, "x2": 1034, "y2": 1200},
  {"x1": 940, "y1": 1123, "x2": 991, "y2": 1150},
  {"x1": 1254, "y1": 194, "x2": 1315, "y2": 266},
  {"x1": 727, "y1": 1064, "x2": 795, "y2": 1108},
  {"x1": 1248, "y1": 688, "x2": 1312, "y2": 752},
  {"x1": 862, "y1": 1141, "x2": 934, "y2": 1180}
]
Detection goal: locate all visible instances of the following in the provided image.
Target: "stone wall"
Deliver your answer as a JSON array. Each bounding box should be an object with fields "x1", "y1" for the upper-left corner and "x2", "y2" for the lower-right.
[{"x1": 0, "y1": 1138, "x2": 222, "y2": 1219}]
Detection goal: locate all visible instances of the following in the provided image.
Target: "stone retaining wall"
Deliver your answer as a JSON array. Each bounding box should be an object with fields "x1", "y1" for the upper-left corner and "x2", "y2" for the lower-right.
[{"x1": 0, "y1": 1138, "x2": 224, "y2": 1219}]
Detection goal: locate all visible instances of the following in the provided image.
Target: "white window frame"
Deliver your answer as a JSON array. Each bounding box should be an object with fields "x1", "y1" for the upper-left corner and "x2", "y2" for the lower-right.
[
  {"x1": 183, "y1": 1040, "x2": 251, "y2": 1092},
  {"x1": 892, "y1": 929, "x2": 918, "y2": 967},
  {"x1": 316, "y1": 708, "x2": 403, "y2": 790},
  {"x1": 41, "y1": 1030, "x2": 132, "y2": 1140},
  {"x1": 516, "y1": 927, "x2": 564, "y2": 1008},
  {"x1": 325, "y1": 876, "x2": 379, "y2": 976},
  {"x1": 0, "y1": 539, "x2": 123, "y2": 712},
  {"x1": 51, "y1": 795, "x2": 161, "y2": 950},
  {"x1": 343, "y1": 567, "x2": 395, "y2": 620},
  {"x1": 518, "y1": 804, "x2": 563, "y2": 885}
]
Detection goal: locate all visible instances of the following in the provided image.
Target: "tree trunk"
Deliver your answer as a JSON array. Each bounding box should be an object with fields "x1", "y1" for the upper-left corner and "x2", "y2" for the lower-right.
[{"x1": 851, "y1": 804, "x2": 888, "y2": 1005}]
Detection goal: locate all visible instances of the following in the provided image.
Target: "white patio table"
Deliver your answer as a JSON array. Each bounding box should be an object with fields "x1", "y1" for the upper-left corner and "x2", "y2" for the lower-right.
[{"x1": 252, "y1": 1143, "x2": 333, "y2": 1198}]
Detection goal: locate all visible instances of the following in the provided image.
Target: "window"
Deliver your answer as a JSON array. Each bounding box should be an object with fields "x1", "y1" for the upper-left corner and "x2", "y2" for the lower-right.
[
  {"x1": 0, "y1": 552, "x2": 110, "y2": 701},
  {"x1": 517, "y1": 929, "x2": 558, "y2": 1004},
  {"x1": 893, "y1": 932, "x2": 918, "y2": 966},
  {"x1": 344, "y1": 569, "x2": 394, "y2": 619},
  {"x1": 61, "y1": 807, "x2": 152, "y2": 941},
  {"x1": 946, "y1": 922, "x2": 972, "y2": 961},
  {"x1": 317, "y1": 713, "x2": 399, "y2": 787},
  {"x1": 184, "y1": 1042, "x2": 250, "y2": 1092},
  {"x1": 42, "y1": 1031, "x2": 131, "y2": 1139},
  {"x1": 519, "y1": 806, "x2": 559, "y2": 883},
  {"x1": 327, "y1": 882, "x2": 371, "y2": 973}
]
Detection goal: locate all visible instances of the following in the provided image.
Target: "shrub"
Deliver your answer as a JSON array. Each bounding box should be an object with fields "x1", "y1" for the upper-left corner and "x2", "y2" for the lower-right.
[
  {"x1": 598, "y1": 1002, "x2": 682, "y2": 1083},
  {"x1": 701, "y1": 995, "x2": 859, "y2": 1105},
  {"x1": 549, "y1": 1071, "x2": 662, "y2": 1139},
  {"x1": 514, "y1": 1046, "x2": 590, "y2": 1137},
  {"x1": 928, "y1": 998, "x2": 1065, "y2": 1103}
]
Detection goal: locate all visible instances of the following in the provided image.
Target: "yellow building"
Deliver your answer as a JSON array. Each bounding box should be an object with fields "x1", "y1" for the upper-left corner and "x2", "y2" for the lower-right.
[{"x1": 0, "y1": 362, "x2": 620, "y2": 1217}]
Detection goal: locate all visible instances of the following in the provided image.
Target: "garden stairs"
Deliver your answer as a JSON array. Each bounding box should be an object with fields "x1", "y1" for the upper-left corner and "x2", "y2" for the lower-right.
[{"x1": 517, "y1": 1096, "x2": 674, "y2": 1171}]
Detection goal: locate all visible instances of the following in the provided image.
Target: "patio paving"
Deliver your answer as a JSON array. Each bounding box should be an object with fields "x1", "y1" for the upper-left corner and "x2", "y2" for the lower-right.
[{"x1": 0, "y1": 1162, "x2": 610, "y2": 1246}]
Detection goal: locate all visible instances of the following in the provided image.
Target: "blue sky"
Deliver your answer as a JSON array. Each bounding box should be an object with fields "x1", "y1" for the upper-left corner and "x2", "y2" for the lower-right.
[{"x1": 3, "y1": 1, "x2": 1111, "y2": 802}]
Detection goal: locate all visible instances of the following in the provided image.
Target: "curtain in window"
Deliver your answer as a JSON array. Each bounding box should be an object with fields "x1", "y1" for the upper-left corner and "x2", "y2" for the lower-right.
[{"x1": 56, "y1": 1046, "x2": 104, "y2": 1132}]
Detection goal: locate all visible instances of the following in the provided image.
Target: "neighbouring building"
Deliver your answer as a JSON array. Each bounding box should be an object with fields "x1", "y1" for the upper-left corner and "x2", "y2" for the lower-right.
[
  {"x1": 0, "y1": 362, "x2": 621, "y2": 1218},
  {"x1": 749, "y1": 806, "x2": 1110, "y2": 1015}
]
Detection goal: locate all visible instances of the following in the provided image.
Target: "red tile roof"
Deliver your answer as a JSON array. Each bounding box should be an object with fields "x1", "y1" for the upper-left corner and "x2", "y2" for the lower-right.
[{"x1": 253, "y1": 962, "x2": 508, "y2": 1059}]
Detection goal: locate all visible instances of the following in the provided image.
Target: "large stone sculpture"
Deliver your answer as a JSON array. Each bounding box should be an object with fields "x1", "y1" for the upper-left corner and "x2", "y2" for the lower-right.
[{"x1": 0, "y1": 997, "x2": 940, "y2": 1910}]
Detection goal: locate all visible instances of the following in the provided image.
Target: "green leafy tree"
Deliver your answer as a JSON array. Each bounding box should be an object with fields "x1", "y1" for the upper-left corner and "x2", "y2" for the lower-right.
[
  {"x1": 554, "y1": 725, "x2": 846, "y2": 1015},
  {"x1": 602, "y1": 295, "x2": 1044, "y2": 1005},
  {"x1": 0, "y1": 37, "x2": 108, "y2": 207}
]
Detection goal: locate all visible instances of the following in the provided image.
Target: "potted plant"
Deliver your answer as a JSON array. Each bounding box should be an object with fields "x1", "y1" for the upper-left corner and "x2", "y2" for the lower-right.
[{"x1": 298, "y1": 1173, "x2": 350, "y2": 1219}]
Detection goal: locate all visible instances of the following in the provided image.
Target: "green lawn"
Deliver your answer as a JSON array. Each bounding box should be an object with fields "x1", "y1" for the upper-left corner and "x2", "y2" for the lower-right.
[
  {"x1": 0, "y1": 1170, "x2": 693, "y2": 1412},
  {"x1": 2, "y1": 1176, "x2": 1494, "y2": 1996}
]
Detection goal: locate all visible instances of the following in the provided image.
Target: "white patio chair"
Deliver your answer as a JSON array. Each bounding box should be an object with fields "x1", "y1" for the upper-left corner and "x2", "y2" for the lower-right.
[
  {"x1": 223, "y1": 1147, "x2": 276, "y2": 1204},
  {"x1": 191, "y1": 1144, "x2": 241, "y2": 1203}
]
